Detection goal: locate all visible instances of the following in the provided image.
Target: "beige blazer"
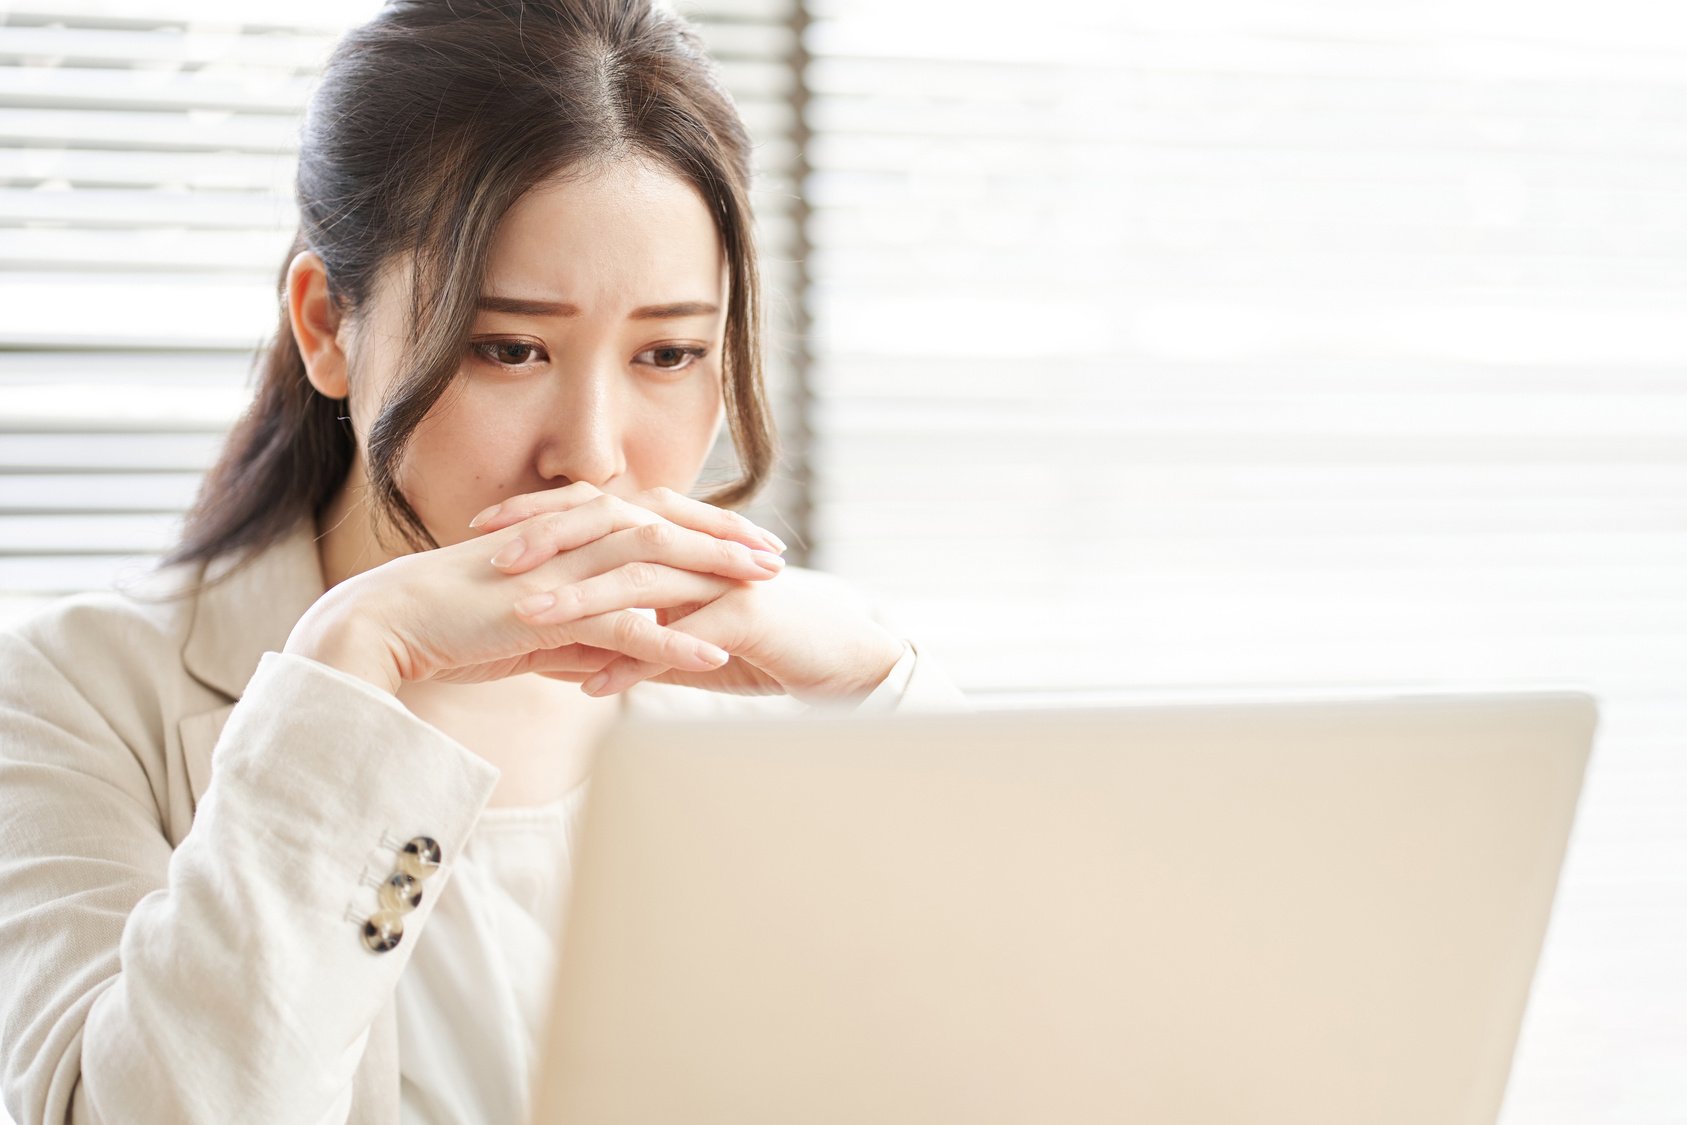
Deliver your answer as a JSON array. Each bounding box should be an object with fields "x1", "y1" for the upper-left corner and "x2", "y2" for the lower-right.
[{"x1": 0, "y1": 517, "x2": 965, "y2": 1124}]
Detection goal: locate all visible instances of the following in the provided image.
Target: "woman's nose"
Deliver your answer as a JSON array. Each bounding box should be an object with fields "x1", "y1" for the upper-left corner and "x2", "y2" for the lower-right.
[{"x1": 534, "y1": 364, "x2": 625, "y2": 488}]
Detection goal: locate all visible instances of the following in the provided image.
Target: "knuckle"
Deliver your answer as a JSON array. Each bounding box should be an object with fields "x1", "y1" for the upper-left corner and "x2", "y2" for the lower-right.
[
  {"x1": 587, "y1": 494, "x2": 624, "y2": 519},
  {"x1": 620, "y1": 560, "x2": 660, "y2": 591},
  {"x1": 636, "y1": 521, "x2": 675, "y2": 550},
  {"x1": 642, "y1": 485, "x2": 677, "y2": 505},
  {"x1": 557, "y1": 583, "x2": 588, "y2": 616},
  {"x1": 610, "y1": 612, "x2": 646, "y2": 648}
]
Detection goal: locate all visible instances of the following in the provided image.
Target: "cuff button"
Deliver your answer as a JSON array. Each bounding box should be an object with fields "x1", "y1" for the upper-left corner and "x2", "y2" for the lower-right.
[
  {"x1": 398, "y1": 836, "x2": 442, "y2": 881},
  {"x1": 378, "y1": 871, "x2": 423, "y2": 913},
  {"x1": 361, "y1": 909, "x2": 405, "y2": 953}
]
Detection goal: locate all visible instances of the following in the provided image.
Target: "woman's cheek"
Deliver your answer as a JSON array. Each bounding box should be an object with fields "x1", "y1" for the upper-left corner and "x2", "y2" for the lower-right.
[{"x1": 408, "y1": 419, "x2": 522, "y2": 517}]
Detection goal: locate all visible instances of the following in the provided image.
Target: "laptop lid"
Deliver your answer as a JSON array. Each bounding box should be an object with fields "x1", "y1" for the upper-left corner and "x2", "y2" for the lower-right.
[{"x1": 532, "y1": 692, "x2": 1596, "y2": 1125}]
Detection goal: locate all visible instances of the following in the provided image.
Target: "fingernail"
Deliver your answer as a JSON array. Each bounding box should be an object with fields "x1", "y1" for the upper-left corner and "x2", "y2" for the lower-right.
[
  {"x1": 760, "y1": 531, "x2": 788, "y2": 553},
  {"x1": 696, "y1": 643, "x2": 730, "y2": 667},
  {"x1": 514, "y1": 592, "x2": 556, "y2": 615},
  {"x1": 751, "y1": 550, "x2": 784, "y2": 572},
  {"x1": 489, "y1": 538, "x2": 526, "y2": 568},
  {"x1": 469, "y1": 504, "x2": 500, "y2": 529},
  {"x1": 582, "y1": 671, "x2": 611, "y2": 695}
]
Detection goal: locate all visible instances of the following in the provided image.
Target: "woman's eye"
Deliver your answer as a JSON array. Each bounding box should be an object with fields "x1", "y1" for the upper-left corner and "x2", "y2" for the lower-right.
[
  {"x1": 471, "y1": 340, "x2": 546, "y2": 367},
  {"x1": 634, "y1": 345, "x2": 707, "y2": 373}
]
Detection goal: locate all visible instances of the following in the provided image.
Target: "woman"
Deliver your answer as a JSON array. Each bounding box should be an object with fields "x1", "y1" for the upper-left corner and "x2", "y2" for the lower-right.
[{"x1": 0, "y1": 1, "x2": 964, "y2": 1121}]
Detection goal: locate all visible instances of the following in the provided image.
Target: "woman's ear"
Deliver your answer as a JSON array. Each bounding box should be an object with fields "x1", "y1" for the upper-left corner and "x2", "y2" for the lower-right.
[{"x1": 285, "y1": 250, "x2": 350, "y2": 399}]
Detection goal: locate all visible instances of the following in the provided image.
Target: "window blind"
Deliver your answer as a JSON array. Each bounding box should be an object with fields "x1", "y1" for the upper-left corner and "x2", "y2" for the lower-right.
[
  {"x1": 0, "y1": 0, "x2": 811, "y2": 619},
  {"x1": 799, "y1": 2, "x2": 1687, "y2": 1121}
]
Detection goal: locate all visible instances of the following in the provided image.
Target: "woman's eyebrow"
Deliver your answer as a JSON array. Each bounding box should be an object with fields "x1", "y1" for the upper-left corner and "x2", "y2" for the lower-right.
[
  {"x1": 474, "y1": 295, "x2": 719, "y2": 320},
  {"x1": 476, "y1": 295, "x2": 581, "y2": 317},
  {"x1": 627, "y1": 301, "x2": 719, "y2": 320}
]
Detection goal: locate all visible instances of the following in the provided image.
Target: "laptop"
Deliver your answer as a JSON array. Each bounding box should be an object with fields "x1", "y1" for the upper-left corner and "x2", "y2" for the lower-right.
[{"x1": 529, "y1": 692, "x2": 1596, "y2": 1125}]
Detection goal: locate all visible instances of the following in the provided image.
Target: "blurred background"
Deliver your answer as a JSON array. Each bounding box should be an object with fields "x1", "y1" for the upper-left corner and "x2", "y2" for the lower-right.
[{"x1": 1, "y1": 0, "x2": 1684, "y2": 1120}]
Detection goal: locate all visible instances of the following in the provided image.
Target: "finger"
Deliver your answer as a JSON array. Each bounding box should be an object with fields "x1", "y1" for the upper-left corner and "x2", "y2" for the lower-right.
[
  {"x1": 579, "y1": 654, "x2": 665, "y2": 697},
  {"x1": 497, "y1": 516, "x2": 784, "y2": 582},
  {"x1": 469, "y1": 481, "x2": 604, "y2": 532},
  {"x1": 577, "y1": 595, "x2": 755, "y2": 696},
  {"x1": 548, "y1": 609, "x2": 731, "y2": 672},
  {"x1": 473, "y1": 482, "x2": 784, "y2": 554},
  {"x1": 514, "y1": 563, "x2": 739, "y2": 626},
  {"x1": 627, "y1": 486, "x2": 787, "y2": 553},
  {"x1": 485, "y1": 498, "x2": 661, "y2": 573}
]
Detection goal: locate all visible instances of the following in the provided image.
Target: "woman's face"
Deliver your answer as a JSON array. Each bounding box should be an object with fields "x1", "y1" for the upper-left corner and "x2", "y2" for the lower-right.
[{"x1": 342, "y1": 158, "x2": 729, "y2": 550}]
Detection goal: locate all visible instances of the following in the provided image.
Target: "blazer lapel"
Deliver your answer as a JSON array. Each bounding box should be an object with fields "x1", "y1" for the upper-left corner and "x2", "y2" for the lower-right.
[
  {"x1": 176, "y1": 517, "x2": 331, "y2": 812},
  {"x1": 178, "y1": 703, "x2": 236, "y2": 823}
]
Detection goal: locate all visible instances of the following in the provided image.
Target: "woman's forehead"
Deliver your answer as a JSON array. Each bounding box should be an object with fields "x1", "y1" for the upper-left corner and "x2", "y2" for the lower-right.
[{"x1": 481, "y1": 160, "x2": 725, "y2": 313}]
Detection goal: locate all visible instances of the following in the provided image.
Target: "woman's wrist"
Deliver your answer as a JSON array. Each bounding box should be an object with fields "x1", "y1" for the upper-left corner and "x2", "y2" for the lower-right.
[
  {"x1": 283, "y1": 601, "x2": 403, "y2": 696},
  {"x1": 851, "y1": 634, "x2": 911, "y2": 700},
  {"x1": 792, "y1": 628, "x2": 906, "y2": 706}
]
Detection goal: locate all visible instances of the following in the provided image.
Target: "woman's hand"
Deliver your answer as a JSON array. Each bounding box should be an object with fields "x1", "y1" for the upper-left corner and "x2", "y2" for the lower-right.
[
  {"x1": 470, "y1": 485, "x2": 908, "y2": 706},
  {"x1": 284, "y1": 482, "x2": 788, "y2": 696}
]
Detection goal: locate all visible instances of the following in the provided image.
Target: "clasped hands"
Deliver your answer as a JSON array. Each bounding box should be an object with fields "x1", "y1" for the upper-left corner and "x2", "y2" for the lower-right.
[{"x1": 292, "y1": 482, "x2": 905, "y2": 706}]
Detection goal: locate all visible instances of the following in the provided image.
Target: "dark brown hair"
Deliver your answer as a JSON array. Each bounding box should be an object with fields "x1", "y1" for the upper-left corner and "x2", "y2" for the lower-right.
[{"x1": 157, "y1": 0, "x2": 773, "y2": 584}]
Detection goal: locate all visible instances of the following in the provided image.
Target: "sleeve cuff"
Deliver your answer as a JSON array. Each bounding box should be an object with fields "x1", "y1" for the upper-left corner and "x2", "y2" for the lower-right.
[
  {"x1": 851, "y1": 638, "x2": 970, "y2": 714},
  {"x1": 194, "y1": 648, "x2": 502, "y2": 1005},
  {"x1": 853, "y1": 640, "x2": 915, "y2": 713}
]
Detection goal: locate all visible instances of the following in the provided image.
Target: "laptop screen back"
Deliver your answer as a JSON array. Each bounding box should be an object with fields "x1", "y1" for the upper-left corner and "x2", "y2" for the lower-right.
[{"x1": 532, "y1": 693, "x2": 1595, "y2": 1125}]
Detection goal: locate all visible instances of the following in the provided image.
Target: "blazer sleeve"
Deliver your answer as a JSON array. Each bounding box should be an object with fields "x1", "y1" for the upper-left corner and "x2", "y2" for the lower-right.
[{"x1": 0, "y1": 636, "x2": 498, "y2": 1125}]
